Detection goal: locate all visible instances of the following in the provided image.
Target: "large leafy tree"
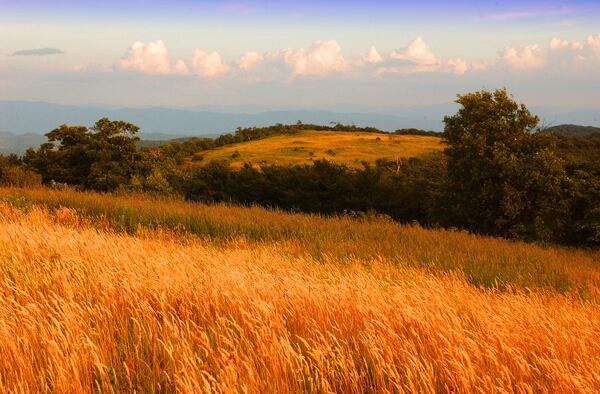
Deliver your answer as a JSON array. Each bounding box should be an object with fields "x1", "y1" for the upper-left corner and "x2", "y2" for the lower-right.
[
  {"x1": 24, "y1": 118, "x2": 140, "y2": 191},
  {"x1": 443, "y1": 89, "x2": 569, "y2": 241}
]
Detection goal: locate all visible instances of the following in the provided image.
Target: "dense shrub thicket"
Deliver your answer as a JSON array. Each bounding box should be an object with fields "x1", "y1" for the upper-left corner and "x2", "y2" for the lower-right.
[
  {"x1": 184, "y1": 156, "x2": 445, "y2": 224},
  {"x1": 3, "y1": 89, "x2": 598, "y2": 247}
]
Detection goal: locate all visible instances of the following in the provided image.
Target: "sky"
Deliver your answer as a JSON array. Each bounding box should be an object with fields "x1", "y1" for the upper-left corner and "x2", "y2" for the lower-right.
[{"x1": 1, "y1": 0, "x2": 600, "y2": 109}]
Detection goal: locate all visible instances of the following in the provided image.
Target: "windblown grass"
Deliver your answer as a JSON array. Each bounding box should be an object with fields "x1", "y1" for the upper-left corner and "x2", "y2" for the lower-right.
[
  {"x1": 0, "y1": 203, "x2": 598, "y2": 392},
  {"x1": 189, "y1": 131, "x2": 444, "y2": 168},
  {"x1": 1, "y1": 187, "x2": 599, "y2": 300}
]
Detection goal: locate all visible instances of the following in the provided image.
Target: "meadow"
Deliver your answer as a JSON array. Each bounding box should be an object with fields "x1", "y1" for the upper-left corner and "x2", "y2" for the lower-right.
[
  {"x1": 2, "y1": 187, "x2": 599, "y2": 298},
  {"x1": 0, "y1": 193, "x2": 599, "y2": 392},
  {"x1": 188, "y1": 131, "x2": 444, "y2": 168}
]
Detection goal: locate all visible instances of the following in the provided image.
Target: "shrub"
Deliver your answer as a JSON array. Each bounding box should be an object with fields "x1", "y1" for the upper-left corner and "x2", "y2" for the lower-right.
[{"x1": 0, "y1": 166, "x2": 42, "y2": 188}]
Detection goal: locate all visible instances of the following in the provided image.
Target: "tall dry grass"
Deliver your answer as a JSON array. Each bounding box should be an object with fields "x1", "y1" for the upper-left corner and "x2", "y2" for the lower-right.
[
  {"x1": 1, "y1": 187, "x2": 599, "y2": 299},
  {"x1": 0, "y1": 203, "x2": 599, "y2": 392}
]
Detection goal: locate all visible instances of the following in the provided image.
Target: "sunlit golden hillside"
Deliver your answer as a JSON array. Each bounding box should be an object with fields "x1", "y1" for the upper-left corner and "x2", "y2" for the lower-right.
[{"x1": 188, "y1": 131, "x2": 444, "y2": 168}]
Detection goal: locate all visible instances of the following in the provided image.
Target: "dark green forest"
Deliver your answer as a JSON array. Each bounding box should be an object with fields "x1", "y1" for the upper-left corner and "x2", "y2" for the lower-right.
[{"x1": 1, "y1": 89, "x2": 599, "y2": 247}]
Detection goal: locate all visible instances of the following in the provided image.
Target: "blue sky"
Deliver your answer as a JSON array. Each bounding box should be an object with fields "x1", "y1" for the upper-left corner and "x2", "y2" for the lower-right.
[{"x1": 1, "y1": 0, "x2": 599, "y2": 109}]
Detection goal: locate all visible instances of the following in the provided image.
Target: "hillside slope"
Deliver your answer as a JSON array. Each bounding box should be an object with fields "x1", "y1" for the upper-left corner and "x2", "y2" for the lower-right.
[
  {"x1": 189, "y1": 131, "x2": 444, "y2": 168},
  {"x1": 545, "y1": 124, "x2": 600, "y2": 136}
]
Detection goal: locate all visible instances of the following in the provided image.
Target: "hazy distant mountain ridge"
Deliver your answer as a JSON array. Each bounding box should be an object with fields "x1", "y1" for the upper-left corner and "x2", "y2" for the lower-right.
[
  {"x1": 0, "y1": 132, "x2": 46, "y2": 155},
  {"x1": 0, "y1": 101, "x2": 422, "y2": 136}
]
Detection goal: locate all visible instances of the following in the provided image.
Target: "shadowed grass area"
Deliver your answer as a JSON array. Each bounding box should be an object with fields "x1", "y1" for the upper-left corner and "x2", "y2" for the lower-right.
[
  {"x1": 1, "y1": 187, "x2": 598, "y2": 299},
  {"x1": 188, "y1": 131, "x2": 444, "y2": 168}
]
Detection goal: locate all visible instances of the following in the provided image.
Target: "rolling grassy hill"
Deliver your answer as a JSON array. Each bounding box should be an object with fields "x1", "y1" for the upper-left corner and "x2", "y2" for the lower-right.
[{"x1": 188, "y1": 131, "x2": 444, "y2": 168}]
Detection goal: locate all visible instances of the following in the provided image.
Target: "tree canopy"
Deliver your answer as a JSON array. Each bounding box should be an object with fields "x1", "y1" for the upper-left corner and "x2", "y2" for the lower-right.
[
  {"x1": 443, "y1": 89, "x2": 570, "y2": 241},
  {"x1": 24, "y1": 118, "x2": 140, "y2": 191}
]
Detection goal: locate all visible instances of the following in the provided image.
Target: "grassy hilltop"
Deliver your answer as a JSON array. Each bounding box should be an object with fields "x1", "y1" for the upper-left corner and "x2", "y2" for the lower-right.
[{"x1": 188, "y1": 130, "x2": 444, "y2": 168}]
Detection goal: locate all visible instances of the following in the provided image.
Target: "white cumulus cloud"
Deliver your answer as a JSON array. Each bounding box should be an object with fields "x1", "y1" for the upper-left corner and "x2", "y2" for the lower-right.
[
  {"x1": 501, "y1": 34, "x2": 600, "y2": 72},
  {"x1": 120, "y1": 40, "x2": 188, "y2": 75},
  {"x1": 584, "y1": 34, "x2": 600, "y2": 59},
  {"x1": 500, "y1": 44, "x2": 546, "y2": 70},
  {"x1": 280, "y1": 40, "x2": 347, "y2": 76},
  {"x1": 237, "y1": 51, "x2": 264, "y2": 70},
  {"x1": 549, "y1": 37, "x2": 581, "y2": 50},
  {"x1": 191, "y1": 50, "x2": 229, "y2": 77},
  {"x1": 390, "y1": 37, "x2": 439, "y2": 66},
  {"x1": 234, "y1": 40, "x2": 348, "y2": 79},
  {"x1": 362, "y1": 47, "x2": 383, "y2": 64},
  {"x1": 375, "y1": 37, "x2": 473, "y2": 75}
]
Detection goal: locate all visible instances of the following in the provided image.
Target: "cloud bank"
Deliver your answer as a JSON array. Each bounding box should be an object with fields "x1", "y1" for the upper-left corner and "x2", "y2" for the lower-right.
[
  {"x1": 501, "y1": 34, "x2": 600, "y2": 71},
  {"x1": 115, "y1": 34, "x2": 600, "y2": 81}
]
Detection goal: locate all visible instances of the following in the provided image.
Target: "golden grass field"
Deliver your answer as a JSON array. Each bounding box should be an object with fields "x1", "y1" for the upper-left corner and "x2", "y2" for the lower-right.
[
  {"x1": 189, "y1": 131, "x2": 444, "y2": 168},
  {"x1": 0, "y1": 188, "x2": 599, "y2": 392}
]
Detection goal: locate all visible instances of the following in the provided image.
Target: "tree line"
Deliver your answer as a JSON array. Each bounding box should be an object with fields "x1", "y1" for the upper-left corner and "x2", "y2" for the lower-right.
[{"x1": 1, "y1": 89, "x2": 598, "y2": 247}]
